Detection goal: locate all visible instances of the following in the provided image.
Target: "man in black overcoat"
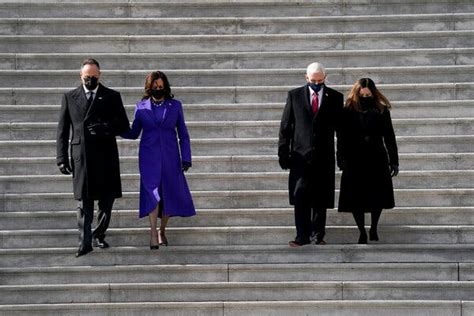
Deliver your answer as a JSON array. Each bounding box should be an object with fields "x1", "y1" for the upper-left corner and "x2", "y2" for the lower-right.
[
  {"x1": 56, "y1": 58, "x2": 129, "y2": 257},
  {"x1": 278, "y1": 62, "x2": 343, "y2": 247}
]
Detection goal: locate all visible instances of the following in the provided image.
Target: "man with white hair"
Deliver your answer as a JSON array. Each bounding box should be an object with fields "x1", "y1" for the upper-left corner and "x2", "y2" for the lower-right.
[{"x1": 278, "y1": 62, "x2": 343, "y2": 247}]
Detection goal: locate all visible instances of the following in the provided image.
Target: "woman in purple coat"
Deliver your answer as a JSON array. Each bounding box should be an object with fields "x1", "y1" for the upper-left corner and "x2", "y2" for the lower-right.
[{"x1": 122, "y1": 71, "x2": 195, "y2": 249}]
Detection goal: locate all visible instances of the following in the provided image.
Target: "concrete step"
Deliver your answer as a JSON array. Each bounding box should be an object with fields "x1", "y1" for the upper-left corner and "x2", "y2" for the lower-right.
[
  {"x1": 1, "y1": 118, "x2": 472, "y2": 141},
  {"x1": 1, "y1": 14, "x2": 474, "y2": 36},
  {"x1": 0, "y1": 100, "x2": 472, "y2": 123},
  {"x1": 2, "y1": 189, "x2": 473, "y2": 212},
  {"x1": 1, "y1": 170, "x2": 473, "y2": 194},
  {"x1": 0, "y1": 135, "x2": 472, "y2": 158},
  {"x1": 3, "y1": 244, "x2": 474, "y2": 267},
  {"x1": 2, "y1": 48, "x2": 474, "y2": 70},
  {"x1": 2, "y1": 31, "x2": 474, "y2": 54},
  {"x1": 1, "y1": 207, "x2": 473, "y2": 230},
  {"x1": 0, "y1": 30, "x2": 474, "y2": 53},
  {"x1": 0, "y1": 300, "x2": 466, "y2": 316},
  {"x1": 2, "y1": 83, "x2": 474, "y2": 105},
  {"x1": 0, "y1": 153, "x2": 472, "y2": 176},
  {"x1": 1, "y1": 0, "x2": 473, "y2": 18},
  {"x1": 0, "y1": 262, "x2": 467, "y2": 285},
  {"x1": 0, "y1": 281, "x2": 339, "y2": 304},
  {"x1": 2, "y1": 280, "x2": 474, "y2": 304},
  {"x1": 2, "y1": 66, "x2": 474, "y2": 88},
  {"x1": 2, "y1": 225, "x2": 474, "y2": 248}
]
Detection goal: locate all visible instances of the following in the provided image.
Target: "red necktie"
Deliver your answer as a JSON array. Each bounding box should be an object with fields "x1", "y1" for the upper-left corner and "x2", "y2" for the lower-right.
[{"x1": 312, "y1": 91, "x2": 319, "y2": 114}]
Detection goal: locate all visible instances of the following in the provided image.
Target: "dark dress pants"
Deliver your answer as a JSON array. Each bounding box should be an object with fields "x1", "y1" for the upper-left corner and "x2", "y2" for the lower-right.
[
  {"x1": 77, "y1": 197, "x2": 114, "y2": 248},
  {"x1": 293, "y1": 176, "x2": 327, "y2": 243},
  {"x1": 293, "y1": 177, "x2": 311, "y2": 243},
  {"x1": 311, "y1": 208, "x2": 327, "y2": 241}
]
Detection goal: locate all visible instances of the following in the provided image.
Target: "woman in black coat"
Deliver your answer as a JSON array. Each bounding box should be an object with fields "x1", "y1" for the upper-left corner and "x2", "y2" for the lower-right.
[{"x1": 337, "y1": 78, "x2": 399, "y2": 244}]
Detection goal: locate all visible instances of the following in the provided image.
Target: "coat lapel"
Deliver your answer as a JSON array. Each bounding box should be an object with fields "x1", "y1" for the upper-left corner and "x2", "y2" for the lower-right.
[
  {"x1": 84, "y1": 84, "x2": 105, "y2": 121},
  {"x1": 70, "y1": 86, "x2": 88, "y2": 119},
  {"x1": 142, "y1": 98, "x2": 158, "y2": 125},
  {"x1": 320, "y1": 89, "x2": 330, "y2": 111},
  {"x1": 313, "y1": 88, "x2": 330, "y2": 120},
  {"x1": 160, "y1": 100, "x2": 170, "y2": 125},
  {"x1": 298, "y1": 86, "x2": 312, "y2": 115}
]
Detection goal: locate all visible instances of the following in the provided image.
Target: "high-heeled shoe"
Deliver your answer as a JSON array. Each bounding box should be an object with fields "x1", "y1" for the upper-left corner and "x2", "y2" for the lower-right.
[
  {"x1": 150, "y1": 232, "x2": 159, "y2": 250},
  {"x1": 369, "y1": 229, "x2": 379, "y2": 241},
  {"x1": 158, "y1": 229, "x2": 168, "y2": 246},
  {"x1": 358, "y1": 232, "x2": 368, "y2": 244}
]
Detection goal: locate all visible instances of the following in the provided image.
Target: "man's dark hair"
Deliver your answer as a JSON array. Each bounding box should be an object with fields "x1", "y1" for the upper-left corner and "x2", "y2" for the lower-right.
[{"x1": 81, "y1": 58, "x2": 100, "y2": 70}]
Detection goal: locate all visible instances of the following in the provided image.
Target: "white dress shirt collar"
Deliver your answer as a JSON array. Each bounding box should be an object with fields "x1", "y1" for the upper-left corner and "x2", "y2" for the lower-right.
[{"x1": 83, "y1": 85, "x2": 99, "y2": 96}]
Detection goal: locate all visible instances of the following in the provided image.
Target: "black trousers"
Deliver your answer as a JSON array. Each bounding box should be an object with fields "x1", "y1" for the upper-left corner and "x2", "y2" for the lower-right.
[
  {"x1": 293, "y1": 177, "x2": 327, "y2": 243},
  {"x1": 77, "y1": 197, "x2": 114, "y2": 248}
]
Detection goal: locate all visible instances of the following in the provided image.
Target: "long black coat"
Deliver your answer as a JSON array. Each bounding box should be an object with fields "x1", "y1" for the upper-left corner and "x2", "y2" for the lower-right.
[
  {"x1": 278, "y1": 85, "x2": 344, "y2": 208},
  {"x1": 337, "y1": 106, "x2": 399, "y2": 212},
  {"x1": 56, "y1": 84, "x2": 129, "y2": 200}
]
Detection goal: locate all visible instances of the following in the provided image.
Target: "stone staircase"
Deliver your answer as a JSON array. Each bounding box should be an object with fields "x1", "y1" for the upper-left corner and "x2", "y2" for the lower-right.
[{"x1": 0, "y1": 0, "x2": 474, "y2": 315}]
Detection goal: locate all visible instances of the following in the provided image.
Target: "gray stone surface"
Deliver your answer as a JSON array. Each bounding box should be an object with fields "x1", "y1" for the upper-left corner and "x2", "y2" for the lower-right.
[
  {"x1": 0, "y1": 0, "x2": 473, "y2": 313},
  {"x1": 2, "y1": 48, "x2": 474, "y2": 71}
]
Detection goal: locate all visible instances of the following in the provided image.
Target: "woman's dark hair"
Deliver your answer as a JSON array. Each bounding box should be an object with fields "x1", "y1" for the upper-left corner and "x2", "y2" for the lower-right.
[
  {"x1": 142, "y1": 71, "x2": 174, "y2": 100},
  {"x1": 81, "y1": 58, "x2": 100, "y2": 70},
  {"x1": 345, "y1": 78, "x2": 391, "y2": 112}
]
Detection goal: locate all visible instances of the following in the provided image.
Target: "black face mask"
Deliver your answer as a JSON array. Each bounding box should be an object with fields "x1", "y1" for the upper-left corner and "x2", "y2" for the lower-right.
[
  {"x1": 83, "y1": 76, "x2": 98, "y2": 90},
  {"x1": 359, "y1": 96, "x2": 375, "y2": 110},
  {"x1": 151, "y1": 88, "x2": 166, "y2": 100},
  {"x1": 308, "y1": 82, "x2": 324, "y2": 93}
]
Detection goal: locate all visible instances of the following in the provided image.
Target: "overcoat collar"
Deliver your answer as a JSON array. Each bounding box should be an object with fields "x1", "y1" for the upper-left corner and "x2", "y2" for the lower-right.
[
  {"x1": 84, "y1": 84, "x2": 106, "y2": 121},
  {"x1": 71, "y1": 83, "x2": 106, "y2": 121},
  {"x1": 299, "y1": 84, "x2": 329, "y2": 119},
  {"x1": 143, "y1": 98, "x2": 170, "y2": 126}
]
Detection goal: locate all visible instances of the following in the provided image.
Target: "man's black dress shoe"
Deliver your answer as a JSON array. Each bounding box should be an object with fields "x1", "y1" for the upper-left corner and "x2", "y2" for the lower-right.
[
  {"x1": 315, "y1": 239, "x2": 327, "y2": 245},
  {"x1": 289, "y1": 239, "x2": 310, "y2": 247},
  {"x1": 93, "y1": 238, "x2": 110, "y2": 249},
  {"x1": 75, "y1": 246, "x2": 93, "y2": 257}
]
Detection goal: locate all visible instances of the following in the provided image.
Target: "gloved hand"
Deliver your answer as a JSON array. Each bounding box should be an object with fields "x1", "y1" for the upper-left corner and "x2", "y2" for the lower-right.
[
  {"x1": 58, "y1": 163, "x2": 72, "y2": 175},
  {"x1": 278, "y1": 155, "x2": 291, "y2": 170},
  {"x1": 87, "y1": 122, "x2": 110, "y2": 136},
  {"x1": 390, "y1": 164, "x2": 399, "y2": 177},
  {"x1": 182, "y1": 161, "x2": 192, "y2": 172}
]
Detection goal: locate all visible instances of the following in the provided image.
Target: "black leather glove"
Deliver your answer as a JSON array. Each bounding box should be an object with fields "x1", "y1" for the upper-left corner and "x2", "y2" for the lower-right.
[
  {"x1": 182, "y1": 161, "x2": 192, "y2": 172},
  {"x1": 278, "y1": 155, "x2": 291, "y2": 170},
  {"x1": 58, "y1": 163, "x2": 72, "y2": 175},
  {"x1": 87, "y1": 122, "x2": 110, "y2": 136},
  {"x1": 390, "y1": 164, "x2": 399, "y2": 177}
]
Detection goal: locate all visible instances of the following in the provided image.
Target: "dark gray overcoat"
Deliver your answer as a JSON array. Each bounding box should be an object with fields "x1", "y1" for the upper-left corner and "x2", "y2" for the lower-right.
[
  {"x1": 278, "y1": 85, "x2": 344, "y2": 208},
  {"x1": 56, "y1": 84, "x2": 129, "y2": 200}
]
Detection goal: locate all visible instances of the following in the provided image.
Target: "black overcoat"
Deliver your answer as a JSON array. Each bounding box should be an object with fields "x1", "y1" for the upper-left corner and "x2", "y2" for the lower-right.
[
  {"x1": 56, "y1": 84, "x2": 130, "y2": 200},
  {"x1": 278, "y1": 85, "x2": 344, "y2": 208},
  {"x1": 337, "y1": 106, "x2": 399, "y2": 212}
]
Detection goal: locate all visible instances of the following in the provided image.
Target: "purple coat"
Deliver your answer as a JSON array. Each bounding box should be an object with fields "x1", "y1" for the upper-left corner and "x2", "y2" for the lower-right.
[{"x1": 122, "y1": 98, "x2": 195, "y2": 218}]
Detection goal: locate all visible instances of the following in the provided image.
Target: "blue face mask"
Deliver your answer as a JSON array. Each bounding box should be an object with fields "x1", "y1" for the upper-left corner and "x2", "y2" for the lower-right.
[{"x1": 309, "y1": 82, "x2": 324, "y2": 92}]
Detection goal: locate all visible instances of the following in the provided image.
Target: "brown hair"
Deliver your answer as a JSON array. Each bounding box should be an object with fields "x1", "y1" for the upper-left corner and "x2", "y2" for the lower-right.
[
  {"x1": 345, "y1": 78, "x2": 391, "y2": 112},
  {"x1": 142, "y1": 71, "x2": 174, "y2": 101}
]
